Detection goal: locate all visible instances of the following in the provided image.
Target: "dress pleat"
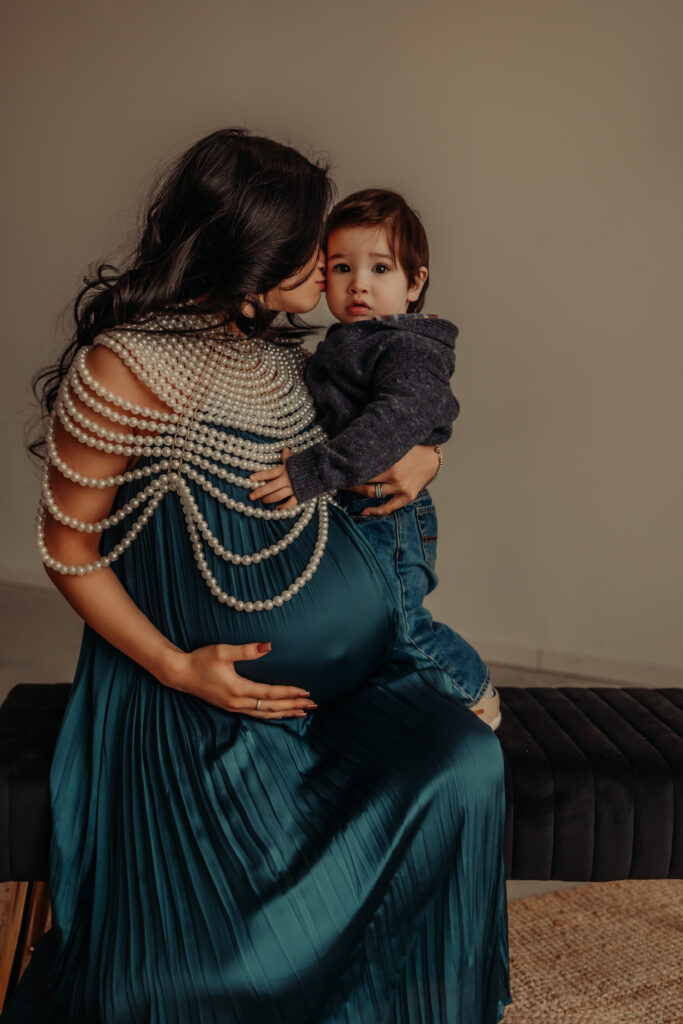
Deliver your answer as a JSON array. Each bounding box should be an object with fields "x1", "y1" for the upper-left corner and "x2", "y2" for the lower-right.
[{"x1": 3, "y1": 430, "x2": 511, "y2": 1023}]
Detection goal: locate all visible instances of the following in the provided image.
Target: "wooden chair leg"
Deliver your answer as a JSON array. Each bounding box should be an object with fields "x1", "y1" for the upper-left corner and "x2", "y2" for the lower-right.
[
  {"x1": 0, "y1": 881, "x2": 29, "y2": 1014},
  {"x1": 25, "y1": 881, "x2": 51, "y2": 953},
  {"x1": 0, "y1": 880, "x2": 51, "y2": 1012}
]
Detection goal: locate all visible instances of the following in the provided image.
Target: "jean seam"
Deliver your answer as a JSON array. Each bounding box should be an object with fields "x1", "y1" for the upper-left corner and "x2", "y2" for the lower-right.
[
  {"x1": 347, "y1": 501, "x2": 490, "y2": 707},
  {"x1": 415, "y1": 505, "x2": 437, "y2": 570},
  {"x1": 394, "y1": 510, "x2": 485, "y2": 705}
]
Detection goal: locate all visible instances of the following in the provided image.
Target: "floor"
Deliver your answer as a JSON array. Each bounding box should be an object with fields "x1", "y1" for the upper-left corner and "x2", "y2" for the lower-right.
[{"x1": 1, "y1": 579, "x2": 635, "y2": 901}]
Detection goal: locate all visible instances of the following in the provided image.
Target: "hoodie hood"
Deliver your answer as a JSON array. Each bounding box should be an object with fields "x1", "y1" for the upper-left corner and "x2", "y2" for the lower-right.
[{"x1": 325, "y1": 313, "x2": 458, "y2": 351}]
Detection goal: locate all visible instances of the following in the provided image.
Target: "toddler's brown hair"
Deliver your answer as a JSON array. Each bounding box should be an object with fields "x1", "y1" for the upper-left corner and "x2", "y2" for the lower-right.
[{"x1": 325, "y1": 188, "x2": 429, "y2": 313}]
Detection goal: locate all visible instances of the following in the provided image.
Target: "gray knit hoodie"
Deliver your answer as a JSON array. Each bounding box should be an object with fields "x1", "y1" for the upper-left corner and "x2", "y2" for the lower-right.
[{"x1": 286, "y1": 314, "x2": 460, "y2": 503}]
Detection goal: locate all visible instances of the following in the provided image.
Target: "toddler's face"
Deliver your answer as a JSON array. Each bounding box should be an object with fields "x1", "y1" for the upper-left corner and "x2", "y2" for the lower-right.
[{"x1": 325, "y1": 225, "x2": 427, "y2": 324}]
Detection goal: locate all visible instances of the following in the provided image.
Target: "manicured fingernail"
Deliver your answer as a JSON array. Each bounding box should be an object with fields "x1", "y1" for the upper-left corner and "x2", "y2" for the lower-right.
[{"x1": 257, "y1": 642, "x2": 271, "y2": 653}]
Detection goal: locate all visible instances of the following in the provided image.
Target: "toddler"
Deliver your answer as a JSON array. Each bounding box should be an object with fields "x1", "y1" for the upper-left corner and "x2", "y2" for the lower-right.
[{"x1": 250, "y1": 188, "x2": 500, "y2": 728}]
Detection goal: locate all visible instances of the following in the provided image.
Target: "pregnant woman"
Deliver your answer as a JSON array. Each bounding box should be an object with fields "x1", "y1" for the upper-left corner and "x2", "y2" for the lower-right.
[{"x1": 3, "y1": 129, "x2": 511, "y2": 1023}]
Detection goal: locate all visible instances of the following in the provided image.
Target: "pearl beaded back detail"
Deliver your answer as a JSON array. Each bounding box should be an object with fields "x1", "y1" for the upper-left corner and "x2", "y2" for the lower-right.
[{"x1": 36, "y1": 313, "x2": 332, "y2": 613}]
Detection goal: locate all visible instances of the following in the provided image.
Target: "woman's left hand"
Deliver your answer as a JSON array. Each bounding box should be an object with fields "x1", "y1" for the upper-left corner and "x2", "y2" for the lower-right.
[
  {"x1": 249, "y1": 447, "x2": 298, "y2": 509},
  {"x1": 348, "y1": 444, "x2": 440, "y2": 516}
]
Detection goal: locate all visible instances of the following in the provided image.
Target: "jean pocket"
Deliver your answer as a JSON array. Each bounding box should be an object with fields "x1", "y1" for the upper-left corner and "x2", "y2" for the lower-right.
[
  {"x1": 415, "y1": 504, "x2": 438, "y2": 569},
  {"x1": 344, "y1": 499, "x2": 384, "y2": 521},
  {"x1": 342, "y1": 492, "x2": 398, "y2": 521}
]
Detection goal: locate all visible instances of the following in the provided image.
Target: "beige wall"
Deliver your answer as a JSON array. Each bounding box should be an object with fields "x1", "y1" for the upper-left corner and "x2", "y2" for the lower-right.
[{"x1": 2, "y1": 0, "x2": 682, "y2": 681}]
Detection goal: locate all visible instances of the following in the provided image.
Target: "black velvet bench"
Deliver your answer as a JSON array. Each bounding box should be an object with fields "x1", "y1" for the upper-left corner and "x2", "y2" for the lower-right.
[{"x1": 1, "y1": 682, "x2": 682, "y2": 1007}]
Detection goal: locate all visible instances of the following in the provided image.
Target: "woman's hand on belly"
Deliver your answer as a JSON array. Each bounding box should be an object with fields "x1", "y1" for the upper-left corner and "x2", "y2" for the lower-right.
[{"x1": 162, "y1": 642, "x2": 318, "y2": 719}]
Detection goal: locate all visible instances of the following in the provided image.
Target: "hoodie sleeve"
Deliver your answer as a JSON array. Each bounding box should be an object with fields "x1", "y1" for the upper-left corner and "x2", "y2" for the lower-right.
[{"x1": 286, "y1": 334, "x2": 459, "y2": 502}]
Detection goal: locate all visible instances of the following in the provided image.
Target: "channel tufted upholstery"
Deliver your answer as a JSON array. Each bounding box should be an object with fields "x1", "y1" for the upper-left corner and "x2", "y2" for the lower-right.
[
  {"x1": 498, "y1": 686, "x2": 683, "y2": 881},
  {"x1": 0, "y1": 684, "x2": 682, "y2": 883},
  {"x1": 0, "y1": 684, "x2": 72, "y2": 881}
]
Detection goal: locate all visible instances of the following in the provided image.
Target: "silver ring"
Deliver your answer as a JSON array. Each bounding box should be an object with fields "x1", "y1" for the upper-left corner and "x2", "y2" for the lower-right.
[
  {"x1": 255, "y1": 698, "x2": 262, "y2": 711},
  {"x1": 375, "y1": 483, "x2": 384, "y2": 499}
]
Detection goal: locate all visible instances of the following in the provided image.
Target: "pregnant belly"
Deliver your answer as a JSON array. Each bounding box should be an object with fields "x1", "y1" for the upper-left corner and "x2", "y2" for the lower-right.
[
  {"x1": 233, "y1": 509, "x2": 396, "y2": 706},
  {"x1": 122, "y1": 500, "x2": 397, "y2": 708}
]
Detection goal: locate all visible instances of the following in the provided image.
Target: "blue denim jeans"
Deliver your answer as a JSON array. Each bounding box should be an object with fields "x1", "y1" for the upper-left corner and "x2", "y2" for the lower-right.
[{"x1": 339, "y1": 489, "x2": 490, "y2": 706}]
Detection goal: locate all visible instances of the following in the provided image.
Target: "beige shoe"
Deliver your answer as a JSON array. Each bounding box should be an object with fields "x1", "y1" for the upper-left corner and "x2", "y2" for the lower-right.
[{"x1": 470, "y1": 687, "x2": 502, "y2": 731}]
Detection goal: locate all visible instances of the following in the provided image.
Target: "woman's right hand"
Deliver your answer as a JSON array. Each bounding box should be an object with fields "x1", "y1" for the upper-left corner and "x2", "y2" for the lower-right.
[
  {"x1": 347, "y1": 444, "x2": 440, "y2": 515},
  {"x1": 162, "y1": 641, "x2": 317, "y2": 719}
]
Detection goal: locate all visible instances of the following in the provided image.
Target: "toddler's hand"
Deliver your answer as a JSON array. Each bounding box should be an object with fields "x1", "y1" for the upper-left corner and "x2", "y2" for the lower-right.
[{"x1": 248, "y1": 447, "x2": 298, "y2": 509}]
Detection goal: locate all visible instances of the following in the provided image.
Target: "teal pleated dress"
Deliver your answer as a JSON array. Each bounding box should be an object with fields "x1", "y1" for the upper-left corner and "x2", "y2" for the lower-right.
[{"x1": 3, "y1": 348, "x2": 511, "y2": 1023}]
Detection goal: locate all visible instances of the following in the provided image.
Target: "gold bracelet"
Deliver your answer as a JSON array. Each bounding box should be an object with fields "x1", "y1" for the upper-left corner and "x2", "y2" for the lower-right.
[{"x1": 427, "y1": 444, "x2": 443, "y2": 486}]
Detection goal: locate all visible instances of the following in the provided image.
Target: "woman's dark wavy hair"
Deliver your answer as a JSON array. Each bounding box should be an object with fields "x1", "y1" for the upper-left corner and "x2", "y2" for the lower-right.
[{"x1": 29, "y1": 128, "x2": 334, "y2": 458}]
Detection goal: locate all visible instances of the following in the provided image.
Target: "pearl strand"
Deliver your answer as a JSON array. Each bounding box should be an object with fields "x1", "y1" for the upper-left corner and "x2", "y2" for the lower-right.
[
  {"x1": 41, "y1": 464, "x2": 163, "y2": 533},
  {"x1": 60, "y1": 341, "x2": 325, "y2": 473},
  {"x1": 183, "y1": 496, "x2": 330, "y2": 611},
  {"x1": 179, "y1": 466, "x2": 303, "y2": 519},
  {"x1": 176, "y1": 471, "x2": 315, "y2": 548},
  {"x1": 37, "y1": 313, "x2": 333, "y2": 611},
  {"x1": 75, "y1": 346, "x2": 178, "y2": 421},
  {"x1": 99, "y1": 332, "x2": 317, "y2": 435},
  {"x1": 176, "y1": 475, "x2": 315, "y2": 560},
  {"x1": 69, "y1": 361, "x2": 168, "y2": 430},
  {"x1": 55, "y1": 399, "x2": 167, "y2": 460},
  {"x1": 36, "y1": 491, "x2": 164, "y2": 575},
  {"x1": 60, "y1": 386, "x2": 173, "y2": 448},
  {"x1": 46, "y1": 422, "x2": 169, "y2": 489}
]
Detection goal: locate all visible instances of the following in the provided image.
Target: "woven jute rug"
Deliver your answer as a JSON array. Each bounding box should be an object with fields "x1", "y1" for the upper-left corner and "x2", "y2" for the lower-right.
[
  {"x1": 503, "y1": 879, "x2": 683, "y2": 1023},
  {"x1": 2, "y1": 879, "x2": 682, "y2": 1019}
]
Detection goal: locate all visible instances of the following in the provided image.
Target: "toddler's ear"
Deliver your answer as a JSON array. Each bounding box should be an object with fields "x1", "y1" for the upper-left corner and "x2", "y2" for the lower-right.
[{"x1": 407, "y1": 266, "x2": 429, "y2": 303}]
